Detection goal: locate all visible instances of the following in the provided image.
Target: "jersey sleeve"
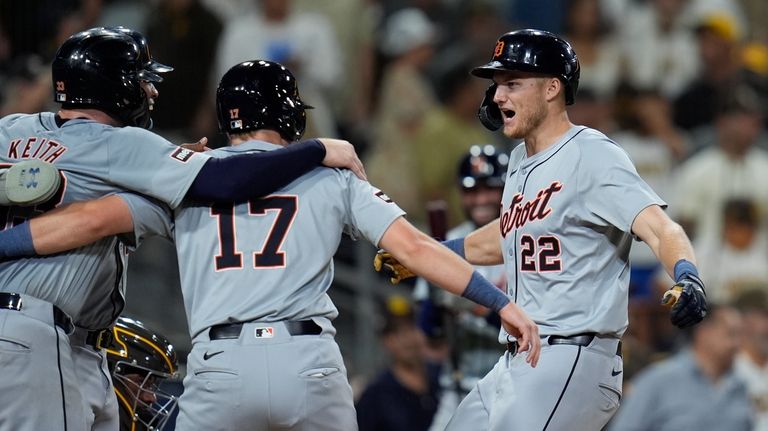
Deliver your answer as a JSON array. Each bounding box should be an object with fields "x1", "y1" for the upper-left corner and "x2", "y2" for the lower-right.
[
  {"x1": 114, "y1": 192, "x2": 174, "y2": 250},
  {"x1": 105, "y1": 127, "x2": 210, "y2": 208},
  {"x1": 343, "y1": 173, "x2": 405, "y2": 246},
  {"x1": 578, "y1": 138, "x2": 666, "y2": 234}
]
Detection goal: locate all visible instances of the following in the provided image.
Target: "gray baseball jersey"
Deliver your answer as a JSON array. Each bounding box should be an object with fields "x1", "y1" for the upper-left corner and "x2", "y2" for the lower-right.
[
  {"x1": 134, "y1": 139, "x2": 403, "y2": 430},
  {"x1": 0, "y1": 112, "x2": 208, "y2": 431},
  {"x1": 447, "y1": 125, "x2": 664, "y2": 431},
  {"x1": 0, "y1": 112, "x2": 209, "y2": 319},
  {"x1": 499, "y1": 125, "x2": 665, "y2": 340}
]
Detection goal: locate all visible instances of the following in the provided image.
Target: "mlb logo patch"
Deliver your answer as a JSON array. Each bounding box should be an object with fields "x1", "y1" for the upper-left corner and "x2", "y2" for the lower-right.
[
  {"x1": 230, "y1": 120, "x2": 243, "y2": 129},
  {"x1": 171, "y1": 147, "x2": 194, "y2": 163},
  {"x1": 254, "y1": 327, "x2": 274, "y2": 338},
  {"x1": 56, "y1": 93, "x2": 66, "y2": 102}
]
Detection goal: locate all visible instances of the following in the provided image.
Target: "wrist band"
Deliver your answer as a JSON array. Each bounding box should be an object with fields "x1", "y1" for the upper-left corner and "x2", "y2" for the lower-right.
[
  {"x1": 0, "y1": 222, "x2": 35, "y2": 258},
  {"x1": 674, "y1": 259, "x2": 699, "y2": 282},
  {"x1": 442, "y1": 238, "x2": 465, "y2": 259},
  {"x1": 461, "y1": 270, "x2": 510, "y2": 313}
]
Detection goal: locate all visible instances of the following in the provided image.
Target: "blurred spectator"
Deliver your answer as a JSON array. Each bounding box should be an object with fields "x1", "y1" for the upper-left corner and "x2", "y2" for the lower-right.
[
  {"x1": 355, "y1": 297, "x2": 441, "y2": 431},
  {"x1": 214, "y1": 0, "x2": 342, "y2": 136},
  {"x1": 673, "y1": 13, "x2": 757, "y2": 132},
  {"x1": 609, "y1": 304, "x2": 752, "y2": 431},
  {"x1": 734, "y1": 288, "x2": 768, "y2": 431},
  {"x1": 693, "y1": 199, "x2": 768, "y2": 304},
  {"x1": 409, "y1": 64, "x2": 498, "y2": 226},
  {"x1": 566, "y1": 89, "x2": 615, "y2": 134},
  {"x1": 618, "y1": 0, "x2": 699, "y2": 98},
  {"x1": 145, "y1": 0, "x2": 222, "y2": 141},
  {"x1": 366, "y1": 7, "x2": 437, "y2": 224},
  {"x1": 671, "y1": 85, "x2": 768, "y2": 242},
  {"x1": 561, "y1": 0, "x2": 622, "y2": 99}
]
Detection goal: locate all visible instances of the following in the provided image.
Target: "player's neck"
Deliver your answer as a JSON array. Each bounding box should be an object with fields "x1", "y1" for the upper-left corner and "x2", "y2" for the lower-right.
[
  {"x1": 229, "y1": 130, "x2": 288, "y2": 147},
  {"x1": 58, "y1": 109, "x2": 121, "y2": 127},
  {"x1": 524, "y1": 113, "x2": 573, "y2": 157}
]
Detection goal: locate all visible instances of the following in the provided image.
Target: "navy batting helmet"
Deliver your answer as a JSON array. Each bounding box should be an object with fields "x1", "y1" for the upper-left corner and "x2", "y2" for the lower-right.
[
  {"x1": 106, "y1": 316, "x2": 178, "y2": 431},
  {"x1": 112, "y1": 26, "x2": 173, "y2": 83},
  {"x1": 216, "y1": 60, "x2": 312, "y2": 141},
  {"x1": 472, "y1": 29, "x2": 580, "y2": 105},
  {"x1": 52, "y1": 27, "x2": 170, "y2": 129},
  {"x1": 458, "y1": 145, "x2": 509, "y2": 189}
]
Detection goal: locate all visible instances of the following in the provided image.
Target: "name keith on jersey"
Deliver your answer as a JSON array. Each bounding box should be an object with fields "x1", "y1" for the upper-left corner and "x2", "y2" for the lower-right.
[
  {"x1": 6, "y1": 137, "x2": 68, "y2": 163},
  {"x1": 500, "y1": 181, "x2": 563, "y2": 238}
]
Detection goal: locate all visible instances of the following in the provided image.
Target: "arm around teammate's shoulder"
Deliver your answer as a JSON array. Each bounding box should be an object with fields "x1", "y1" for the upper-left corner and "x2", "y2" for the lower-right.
[{"x1": 187, "y1": 138, "x2": 366, "y2": 202}]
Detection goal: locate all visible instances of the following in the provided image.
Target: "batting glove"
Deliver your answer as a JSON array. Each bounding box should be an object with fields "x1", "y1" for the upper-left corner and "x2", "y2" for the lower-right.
[
  {"x1": 373, "y1": 250, "x2": 416, "y2": 284},
  {"x1": 666, "y1": 273, "x2": 708, "y2": 328}
]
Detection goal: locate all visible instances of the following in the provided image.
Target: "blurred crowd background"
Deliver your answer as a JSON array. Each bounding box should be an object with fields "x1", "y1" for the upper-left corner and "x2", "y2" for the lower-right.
[{"x1": 3, "y1": 0, "x2": 768, "y2": 429}]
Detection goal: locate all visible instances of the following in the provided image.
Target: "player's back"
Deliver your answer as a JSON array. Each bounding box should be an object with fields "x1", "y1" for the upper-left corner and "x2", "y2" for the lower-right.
[
  {"x1": 173, "y1": 140, "x2": 403, "y2": 338},
  {"x1": 0, "y1": 112, "x2": 206, "y2": 318}
]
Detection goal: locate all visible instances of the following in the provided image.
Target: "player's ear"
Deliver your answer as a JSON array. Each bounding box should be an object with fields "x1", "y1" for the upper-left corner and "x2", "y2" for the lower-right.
[{"x1": 544, "y1": 78, "x2": 562, "y2": 104}]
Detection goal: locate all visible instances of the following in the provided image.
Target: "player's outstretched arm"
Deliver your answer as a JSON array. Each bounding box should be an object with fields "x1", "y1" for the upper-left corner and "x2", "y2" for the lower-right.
[
  {"x1": 0, "y1": 195, "x2": 133, "y2": 256},
  {"x1": 186, "y1": 138, "x2": 366, "y2": 203},
  {"x1": 632, "y1": 204, "x2": 707, "y2": 328},
  {"x1": 462, "y1": 218, "x2": 504, "y2": 265},
  {"x1": 378, "y1": 217, "x2": 540, "y2": 366}
]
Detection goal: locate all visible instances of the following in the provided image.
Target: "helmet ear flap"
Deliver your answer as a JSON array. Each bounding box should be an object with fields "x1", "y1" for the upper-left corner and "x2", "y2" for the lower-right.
[{"x1": 478, "y1": 84, "x2": 502, "y2": 131}]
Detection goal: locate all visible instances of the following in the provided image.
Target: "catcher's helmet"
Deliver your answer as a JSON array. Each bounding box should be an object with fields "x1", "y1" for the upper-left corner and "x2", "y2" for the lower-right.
[
  {"x1": 472, "y1": 29, "x2": 580, "y2": 105},
  {"x1": 105, "y1": 316, "x2": 178, "y2": 431},
  {"x1": 458, "y1": 145, "x2": 509, "y2": 189},
  {"x1": 216, "y1": 60, "x2": 311, "y2": 141},
  {"x1": 51, "y1": 27, "x2": 170, "y2": 129}
]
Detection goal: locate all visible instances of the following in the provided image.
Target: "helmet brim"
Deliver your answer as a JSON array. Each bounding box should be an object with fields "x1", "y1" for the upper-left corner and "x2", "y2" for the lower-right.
[
  {"x1": 470, "y1": 61, "x2": 505, "y2": 78},
  {"x1": 148, "y1": 60, "x2": 173, "y2": 73}
]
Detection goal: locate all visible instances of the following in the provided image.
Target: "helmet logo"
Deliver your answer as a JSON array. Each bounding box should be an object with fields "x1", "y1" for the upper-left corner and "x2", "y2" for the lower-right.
[
  {"x1": 229, "y1": 108, "x2": 239, "y2": 119},
  {"x1": 494, "y1": 41, "x2": 505, "y2": 58},
  {"x1": 56, "y1": 81, "x2": 65, "y2": 91}
]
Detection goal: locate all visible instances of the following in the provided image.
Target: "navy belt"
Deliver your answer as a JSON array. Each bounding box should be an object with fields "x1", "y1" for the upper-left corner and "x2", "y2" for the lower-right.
[
  {"x1": 209, "y1": 320, "x2": 322, "y2": 340},
  {"x1": 507, "y1": 333, "x2": 622, "y2": 357},
  {"x1": 0, "y1": 292, "x2": 74, "y2": 333}
]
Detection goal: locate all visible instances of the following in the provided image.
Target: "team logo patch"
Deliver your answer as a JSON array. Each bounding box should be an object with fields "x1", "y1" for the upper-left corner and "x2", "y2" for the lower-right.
[
  {"x1": 494, "y1": 41, "x2": 505, "y2": 58},
  {"x1": 375, "y1": 190, "x2": 393, "y2": 203},
  {"x1": 171, "y1": 147, "x2": 194, "y2": 163},
  {"x1": 254, "y1": 327, "x2": 274, "y2": 338}
]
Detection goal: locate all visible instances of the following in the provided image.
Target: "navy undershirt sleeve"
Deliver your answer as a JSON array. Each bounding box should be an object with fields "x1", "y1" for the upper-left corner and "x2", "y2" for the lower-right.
[{"x1": 186, "y1": 139, "x2": 326, "y2": 202}]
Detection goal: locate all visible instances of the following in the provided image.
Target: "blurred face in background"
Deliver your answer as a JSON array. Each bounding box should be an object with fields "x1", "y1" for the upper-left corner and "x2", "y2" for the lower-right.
[
  {"x1": 461, "y1": 184, "x2": 503, "y2": 227},
  {"x1": 383, "y1": 320, "x2": 428, "y2": 368},
  {"x1": 717, "y1": 110, "x2": 763, "y2": 156},
  {"x1": 695, "y1": 307, "x2": 743, "y2": 369}
]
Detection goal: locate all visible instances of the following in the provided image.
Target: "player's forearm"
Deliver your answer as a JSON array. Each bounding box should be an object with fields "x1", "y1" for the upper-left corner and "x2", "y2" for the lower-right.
[
  {"x1": 464, "y1": 218, "x2": 504, "y2": 265},
  {"x1": 379, "y1": 219, "x2": 509, "y2": 312},
  {"x1": 186, "y1": 139, "x2": 325, "y2": 202},
  {"x1": 653, "y1": 221, "x2": 696, "y2": 280},
  {"x1": 28, "y1": 196, "x2": 135, "y2": 254}
]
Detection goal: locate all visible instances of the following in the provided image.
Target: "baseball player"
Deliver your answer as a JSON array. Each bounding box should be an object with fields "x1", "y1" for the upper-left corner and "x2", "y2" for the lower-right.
[
  {"x1": 104, "y1": 316, "x2": 179, "y2": 431},
  {"x1": 0, "y1": 60, "x2": 541, "y2": 430},
  {"x1": 0, "y1": 27, "x2": 364, "y2": 431},
  {"x1": 376, "y1": 29, "x2": 708, "y2": 431}
]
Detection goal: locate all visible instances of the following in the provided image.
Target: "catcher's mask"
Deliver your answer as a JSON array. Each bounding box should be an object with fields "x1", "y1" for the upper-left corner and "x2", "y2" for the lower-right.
[{"x1": 105, "y1": 316, "x2": 179, "y2": 431}]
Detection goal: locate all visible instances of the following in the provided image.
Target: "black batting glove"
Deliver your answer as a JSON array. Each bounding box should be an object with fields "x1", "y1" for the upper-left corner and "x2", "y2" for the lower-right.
[{"x1": 669, "y1": 273, "x2": 708, "y2": 328}]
